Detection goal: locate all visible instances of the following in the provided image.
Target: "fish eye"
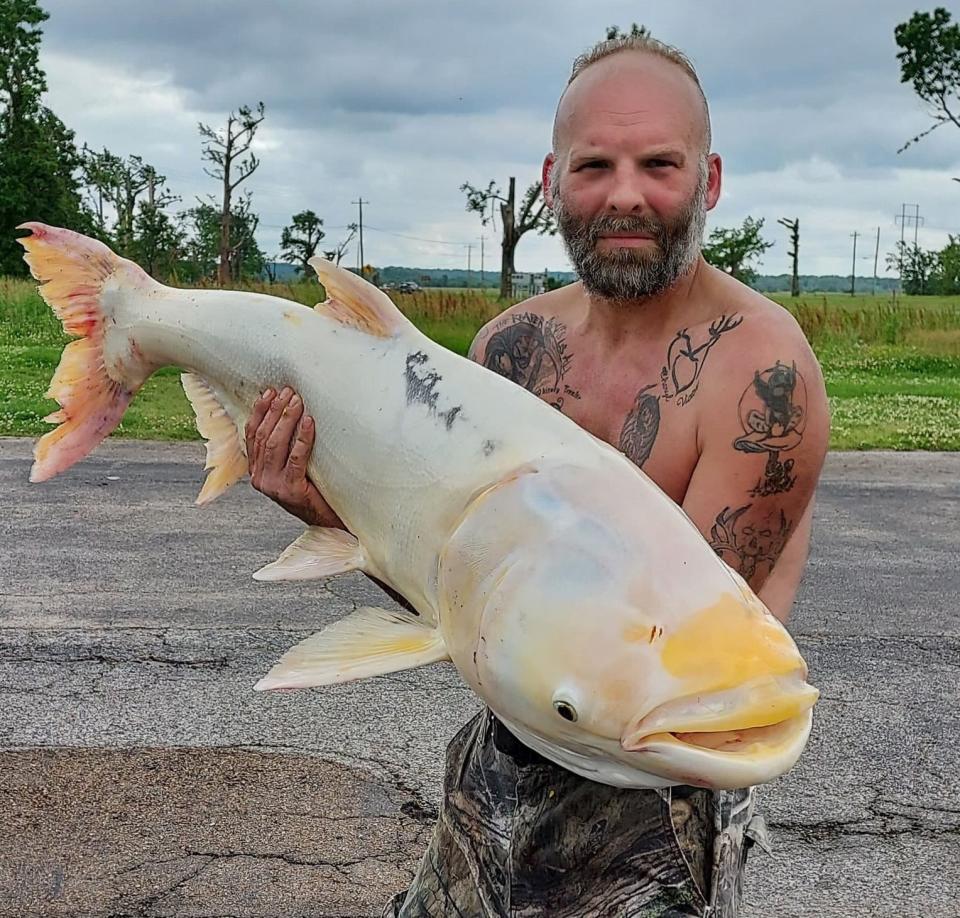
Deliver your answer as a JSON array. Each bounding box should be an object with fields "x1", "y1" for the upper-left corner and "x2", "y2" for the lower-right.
[{"x1": 554, "y1": 700, "x2": 578, "y2": 722}]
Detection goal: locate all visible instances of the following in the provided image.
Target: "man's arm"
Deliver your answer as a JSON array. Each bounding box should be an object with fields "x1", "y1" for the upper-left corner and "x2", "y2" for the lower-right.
[{"x1": 680, "y1": 319, "x2": 829, "y2": 623}]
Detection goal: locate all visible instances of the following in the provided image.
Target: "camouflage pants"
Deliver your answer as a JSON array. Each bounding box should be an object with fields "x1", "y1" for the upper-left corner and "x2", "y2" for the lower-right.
[{"x1": 386, "y1": 709, "x2": 768, "y2": 917}]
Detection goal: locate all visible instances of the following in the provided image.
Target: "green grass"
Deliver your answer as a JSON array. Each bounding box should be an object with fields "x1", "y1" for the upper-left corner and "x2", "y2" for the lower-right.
[{"x1": 3, "y1": 276, "x2": 959, "y2": 449}]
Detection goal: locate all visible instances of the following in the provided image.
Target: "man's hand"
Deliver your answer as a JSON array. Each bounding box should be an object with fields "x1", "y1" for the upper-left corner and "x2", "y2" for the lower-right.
[{"x1": 245, "y1": 387, "x2": 345, "y2": 529}]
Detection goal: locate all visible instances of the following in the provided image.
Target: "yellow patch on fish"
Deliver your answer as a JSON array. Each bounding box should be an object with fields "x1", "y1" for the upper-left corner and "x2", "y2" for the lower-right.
[
  {"x1": 661, "y1": 593, "x2": 800, "y2": 688},
  {"x1": 283, "y1": 309, "x2": 303, "y2": 325}
]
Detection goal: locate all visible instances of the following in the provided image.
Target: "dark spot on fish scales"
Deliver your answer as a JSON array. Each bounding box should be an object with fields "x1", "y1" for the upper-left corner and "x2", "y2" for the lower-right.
[
  {"x1": 404, "y1": 351, "x2": 463, "y2": 430},
  {"x1": 482, "y1": 439, "x2": 497, "y2": 457}
]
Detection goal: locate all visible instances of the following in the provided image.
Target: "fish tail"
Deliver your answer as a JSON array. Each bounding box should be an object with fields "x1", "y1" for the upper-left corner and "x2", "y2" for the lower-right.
[{"x1": 17, "y1": 223, "x2": 155, "y2": 483}]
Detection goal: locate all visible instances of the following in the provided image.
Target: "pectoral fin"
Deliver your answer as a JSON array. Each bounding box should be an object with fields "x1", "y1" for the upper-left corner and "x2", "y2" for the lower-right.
[
  {"x1": 255, "y1": 606, "x2": 449, "y2": 689},
  {"x1": 253, "y1": 527, "x2": 365, "y2": 581}
]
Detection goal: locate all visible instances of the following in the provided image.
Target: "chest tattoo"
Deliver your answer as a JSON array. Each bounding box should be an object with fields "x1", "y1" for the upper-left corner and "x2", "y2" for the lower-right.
[
  {"x1": 733, "y1": 360, "x2": 808, "y2": 496},
  {"x1": 618, "y1": 314, "x2": 743, "y2": 469},
  {"x1": 483, "y1": 313, "x2": 576, "y2": 409}
]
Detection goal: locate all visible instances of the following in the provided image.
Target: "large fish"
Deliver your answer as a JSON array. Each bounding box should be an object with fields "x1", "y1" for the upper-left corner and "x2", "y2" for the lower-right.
[{"x1": 18, "y1": 222, "x2": 819, "y2": 790}]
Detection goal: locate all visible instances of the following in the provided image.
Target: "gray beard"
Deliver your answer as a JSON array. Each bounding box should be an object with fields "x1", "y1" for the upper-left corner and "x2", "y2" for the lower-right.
[{"x1": 552, "y1": 169, "x2": 707, "y2": 302}]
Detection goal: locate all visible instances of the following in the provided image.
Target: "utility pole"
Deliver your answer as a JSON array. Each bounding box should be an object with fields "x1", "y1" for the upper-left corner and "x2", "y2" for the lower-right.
[
  {"x1": 850, "y1": 231, "x2": 859, "y2": 296},
  {"x1": 777, "y1": 217, "x2": 800, "y2": 297},
  {"x1": 872, "y1": 227, "x2": 880, "y2": 296},
  {"x1": 466, "y1": 244, "x2": 473, "y2": 287},
  {"x1": 352, "y1": 198, "x2": 369, "y2": 273},
  {"x1": 480, "y1": 235, "x2": 486, "y2": 287},
  {"x1": 894, "y1": 204, "x2": 923, "y2": 275}
]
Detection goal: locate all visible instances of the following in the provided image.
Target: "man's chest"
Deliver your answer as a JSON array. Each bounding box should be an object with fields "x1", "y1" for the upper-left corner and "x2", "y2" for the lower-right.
[
  {"x1": 479, "y1": 308, "x2": 743, "y2": 504},
  {"x1": 554, "y1": 358, "x2": 702, "y2": 505}
]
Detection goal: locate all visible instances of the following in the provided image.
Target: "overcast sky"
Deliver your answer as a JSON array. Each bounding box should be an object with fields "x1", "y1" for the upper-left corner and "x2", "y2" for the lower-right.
[{"x1": 37, "y1": 0, "x2": 960, "y2": 277}]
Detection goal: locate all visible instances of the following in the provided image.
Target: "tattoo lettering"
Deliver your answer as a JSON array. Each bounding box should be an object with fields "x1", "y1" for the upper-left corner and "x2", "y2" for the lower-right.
[
  {"x1": 733, "y1": 360, "x2": 807, "y2": 496},
  {"x1": 483, "y1": 313, "x2": 571, "y2": 408},
  {"x1": 709, "y1": 504, "x2": 791, "y2": 583},
  {"x1": 660, "y1": 314, "x2": 743, "y2": 405},
  {"x1": 618, "y1": 384, "x2": 661, "y2": 468}
]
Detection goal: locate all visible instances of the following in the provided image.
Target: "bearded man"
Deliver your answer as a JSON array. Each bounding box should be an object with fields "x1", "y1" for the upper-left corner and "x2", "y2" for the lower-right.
[{"x1": 246, "y1": 33, "x2": 829, "y2": 917}]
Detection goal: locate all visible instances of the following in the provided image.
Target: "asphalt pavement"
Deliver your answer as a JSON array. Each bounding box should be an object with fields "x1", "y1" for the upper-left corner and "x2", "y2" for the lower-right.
[{"x1": 1, "y1": 438, "x2": 957, "y2": 918}]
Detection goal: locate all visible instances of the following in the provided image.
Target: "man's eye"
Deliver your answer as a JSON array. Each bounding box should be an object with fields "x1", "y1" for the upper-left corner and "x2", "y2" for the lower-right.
[
  {"x1": 648, "y1": 160, "x2": 673, "y2": 168},
  {"x1": 578, "y1": 161, "x2": 607, "y2": 170}
]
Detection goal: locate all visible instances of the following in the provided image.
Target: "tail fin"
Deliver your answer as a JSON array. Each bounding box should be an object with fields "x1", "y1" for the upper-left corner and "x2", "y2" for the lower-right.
[{"x1": 17, "y1": 223, "x2": 145, "y2": 482}]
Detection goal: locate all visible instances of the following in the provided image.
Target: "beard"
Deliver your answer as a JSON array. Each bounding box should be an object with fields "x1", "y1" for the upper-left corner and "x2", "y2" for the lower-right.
[{"x1": 552, "y1": 162, "x2": 708, "y2": 302}]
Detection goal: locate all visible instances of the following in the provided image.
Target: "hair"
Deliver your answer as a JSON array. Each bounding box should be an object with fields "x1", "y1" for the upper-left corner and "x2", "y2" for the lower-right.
[{"x1": 553, "y1": 34, "x2": 712, "y2": 154}]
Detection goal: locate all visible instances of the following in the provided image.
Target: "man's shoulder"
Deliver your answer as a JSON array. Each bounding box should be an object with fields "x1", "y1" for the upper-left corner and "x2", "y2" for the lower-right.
[
  {"x1": 468, "y1": 286, "x2": 579, "y2": 363},
  {"x1": 706, "y1": 274, "x2": 819, "y2": 370}
]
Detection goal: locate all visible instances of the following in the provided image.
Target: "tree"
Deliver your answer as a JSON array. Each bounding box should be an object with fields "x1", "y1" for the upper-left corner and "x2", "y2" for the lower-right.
[
  {"x1": 605, "y1": 23, "x2": 650, "y2": 40},
  {"x1": 323, "y1": 222, "x2": 358, "y2": 266},
  {"x1": 132, "y1": 199, "x2": 184, "y2": 280},
  {"x1": 180, "y1": 197, "x2": 265, "y2": 284},
  {"x1": 0, "y1": 0, "x2": 89, "y2": 274},
  {"x1": 702, "y1": 217, "x2": 774, "y2": 286},
  {"x1": 935, "y1": 234, "x2": 960, "y2": 294},
  {"x1": 81, "y1": 148, "x2": 176, "y2": 256},
  {"x1": 461, "y1": 177, "x2": 556, "y2": 298},
  {"x1": 198, "y1": 101, "x2": 266, "y2": 284},
  {"x1": 894, "y1": 7, "x2": 960, "y2": 183},
  {"x1": 885, "y1": 240, "x2": 940, "y2": 294},
  {"x1": 777, "y1": 217, "x2": 800, "y2": 297},
  {"x1": 280, "y1": 209, "x2": 325, "y2": 275}
]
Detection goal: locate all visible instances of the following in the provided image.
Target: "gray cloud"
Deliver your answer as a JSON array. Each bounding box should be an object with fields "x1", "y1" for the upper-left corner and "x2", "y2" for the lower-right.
[{"x1": 37, "y1": 0, "x2": 959, "y2": 274}]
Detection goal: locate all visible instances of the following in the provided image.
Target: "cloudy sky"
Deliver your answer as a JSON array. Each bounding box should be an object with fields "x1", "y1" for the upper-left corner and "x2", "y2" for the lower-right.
[{"x1": 37, "y1": 0, "x2": 960, "y2": 277}]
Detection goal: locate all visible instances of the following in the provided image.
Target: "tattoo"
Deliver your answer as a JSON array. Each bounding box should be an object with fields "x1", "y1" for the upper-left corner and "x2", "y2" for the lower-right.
[
  {"x1": 709, "y1": 504, "x2": 792, "y2": 583},
  {"x1": 483, "y1": 312, "x2": 572, "y2": 409},
  {"x1": 660, "y1": 315, "x2": 743, "y2": 406},
  {"x1": 618, "y1": 384, "x2": 660, "y2": 468},
  {"x1": 733, "y1": 360, "x2": 807, "y2": 496},
  {"x1": 404, "y1": 351, "x2": 462, "y2": 430},
  {"x1": 618, "y1": 313, "x2": 742, "y2": 468}
]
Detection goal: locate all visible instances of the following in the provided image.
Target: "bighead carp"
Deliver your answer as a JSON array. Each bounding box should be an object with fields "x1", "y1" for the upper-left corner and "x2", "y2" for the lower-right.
[{"x1": 18, "y1": 223, "x2": 818, "y2": 789}]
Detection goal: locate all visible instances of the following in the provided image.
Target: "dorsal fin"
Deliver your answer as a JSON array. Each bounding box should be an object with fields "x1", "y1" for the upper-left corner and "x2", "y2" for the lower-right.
[{"x1": 308, "y1": 256, "x2": 409, "y2": 338}]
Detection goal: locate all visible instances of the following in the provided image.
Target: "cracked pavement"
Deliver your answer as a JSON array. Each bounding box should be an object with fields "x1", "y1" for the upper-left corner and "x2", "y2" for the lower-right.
[{"x1": 1, "y1": 439, "x2": 958, "y2": 917}]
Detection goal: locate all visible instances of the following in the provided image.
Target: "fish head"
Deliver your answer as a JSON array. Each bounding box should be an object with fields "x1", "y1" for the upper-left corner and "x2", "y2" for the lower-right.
[{"x1": 440, "y1": 459, "x2": 818, "y2": 789}]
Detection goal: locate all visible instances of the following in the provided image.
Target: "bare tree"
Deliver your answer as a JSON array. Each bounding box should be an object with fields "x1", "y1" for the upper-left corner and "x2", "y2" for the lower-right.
[
  {"x1": 461, "y1": 177, "x2": 556, "y2": 298},
  {"x1": 198, "y1": 101, "x2": 266, "y2": 284},
  {"x1": 777, "y1": 217, "x2": 800, "y2": 297},
  {"x1": 323, "y1": 222, "x2": 358, "y2": 266}
]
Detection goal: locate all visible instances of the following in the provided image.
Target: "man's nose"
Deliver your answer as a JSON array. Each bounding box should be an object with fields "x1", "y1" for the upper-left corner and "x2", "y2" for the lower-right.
[{"x1": 604, "y1": 167, "x2": 648, "y2": 214}]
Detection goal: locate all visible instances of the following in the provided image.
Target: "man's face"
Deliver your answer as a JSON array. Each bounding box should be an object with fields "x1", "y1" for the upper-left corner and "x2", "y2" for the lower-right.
[{"x1": 547, "y1": 52, "x2": 719, "y2": 301}]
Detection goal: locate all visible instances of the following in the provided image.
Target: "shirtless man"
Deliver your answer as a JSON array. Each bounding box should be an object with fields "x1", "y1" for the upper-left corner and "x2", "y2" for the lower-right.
[{"x1": 246, "y1": 34, "x2": 829, "y2": 916}]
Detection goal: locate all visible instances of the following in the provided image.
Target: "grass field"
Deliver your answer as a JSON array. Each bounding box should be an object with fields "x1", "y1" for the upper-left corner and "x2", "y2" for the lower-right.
[{"x1": 2, "y1": 276, "x2": 958, "y2": 450}]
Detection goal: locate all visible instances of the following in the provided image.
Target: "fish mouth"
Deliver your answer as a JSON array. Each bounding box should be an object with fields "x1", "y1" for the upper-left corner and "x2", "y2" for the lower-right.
[
  {"x1": 620, "y1": 674, "x2": 819, "y2": 783},
  {"x1": 637, "y1": 711, "x2": 811, "y2": 756}
]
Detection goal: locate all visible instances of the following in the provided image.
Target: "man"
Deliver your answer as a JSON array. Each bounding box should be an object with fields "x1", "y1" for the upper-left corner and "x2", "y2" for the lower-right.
[{"x1": 246, "y1": 34, "x2": 829, "y2": 917}]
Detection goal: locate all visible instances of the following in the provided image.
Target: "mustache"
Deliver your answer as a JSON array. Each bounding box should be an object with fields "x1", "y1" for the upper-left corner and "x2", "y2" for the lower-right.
[{"x1": 583, "y1": 215, "x2": 666, "y2": 243}]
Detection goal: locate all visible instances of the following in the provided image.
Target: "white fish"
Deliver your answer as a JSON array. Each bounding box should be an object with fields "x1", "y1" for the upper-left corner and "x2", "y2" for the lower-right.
[{"x1": 19, "y1": 223, "x2": 819, "y2": 790}]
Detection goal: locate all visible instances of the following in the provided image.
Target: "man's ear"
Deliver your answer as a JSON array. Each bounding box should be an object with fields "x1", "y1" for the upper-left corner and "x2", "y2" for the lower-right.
[
  {"x1": 542, "y1": 154, "x2": 557, "y2": 208},
  {"x1": 705, "y1": 153, "x2": 723, "y2": 211}
]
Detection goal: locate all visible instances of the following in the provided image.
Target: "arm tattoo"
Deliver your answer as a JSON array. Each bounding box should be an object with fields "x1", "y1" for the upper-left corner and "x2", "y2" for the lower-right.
[
  {"x1": 618, "y1": 313, "x2": 742, "y2": 468},
  {"x1": 733, "y1": 360, "x2": 807, "y2": 496},
  {"x1": 483, "y1": 313, "x2": 573, "y2": 409},
  {"x1": 709, "y1": 504, "x2": 792, "y2": 582}
]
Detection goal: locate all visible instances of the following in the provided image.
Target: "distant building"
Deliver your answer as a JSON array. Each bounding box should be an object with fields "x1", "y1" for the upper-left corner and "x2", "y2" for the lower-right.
[{"x1": 511, "y1": 271, "x2": 549, "y2": 297}]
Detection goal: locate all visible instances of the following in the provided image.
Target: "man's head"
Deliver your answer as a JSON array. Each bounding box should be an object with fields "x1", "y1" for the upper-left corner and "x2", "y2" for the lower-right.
[{"x1": 544, "y1": 36, "x2": 722, "y2": 301}]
